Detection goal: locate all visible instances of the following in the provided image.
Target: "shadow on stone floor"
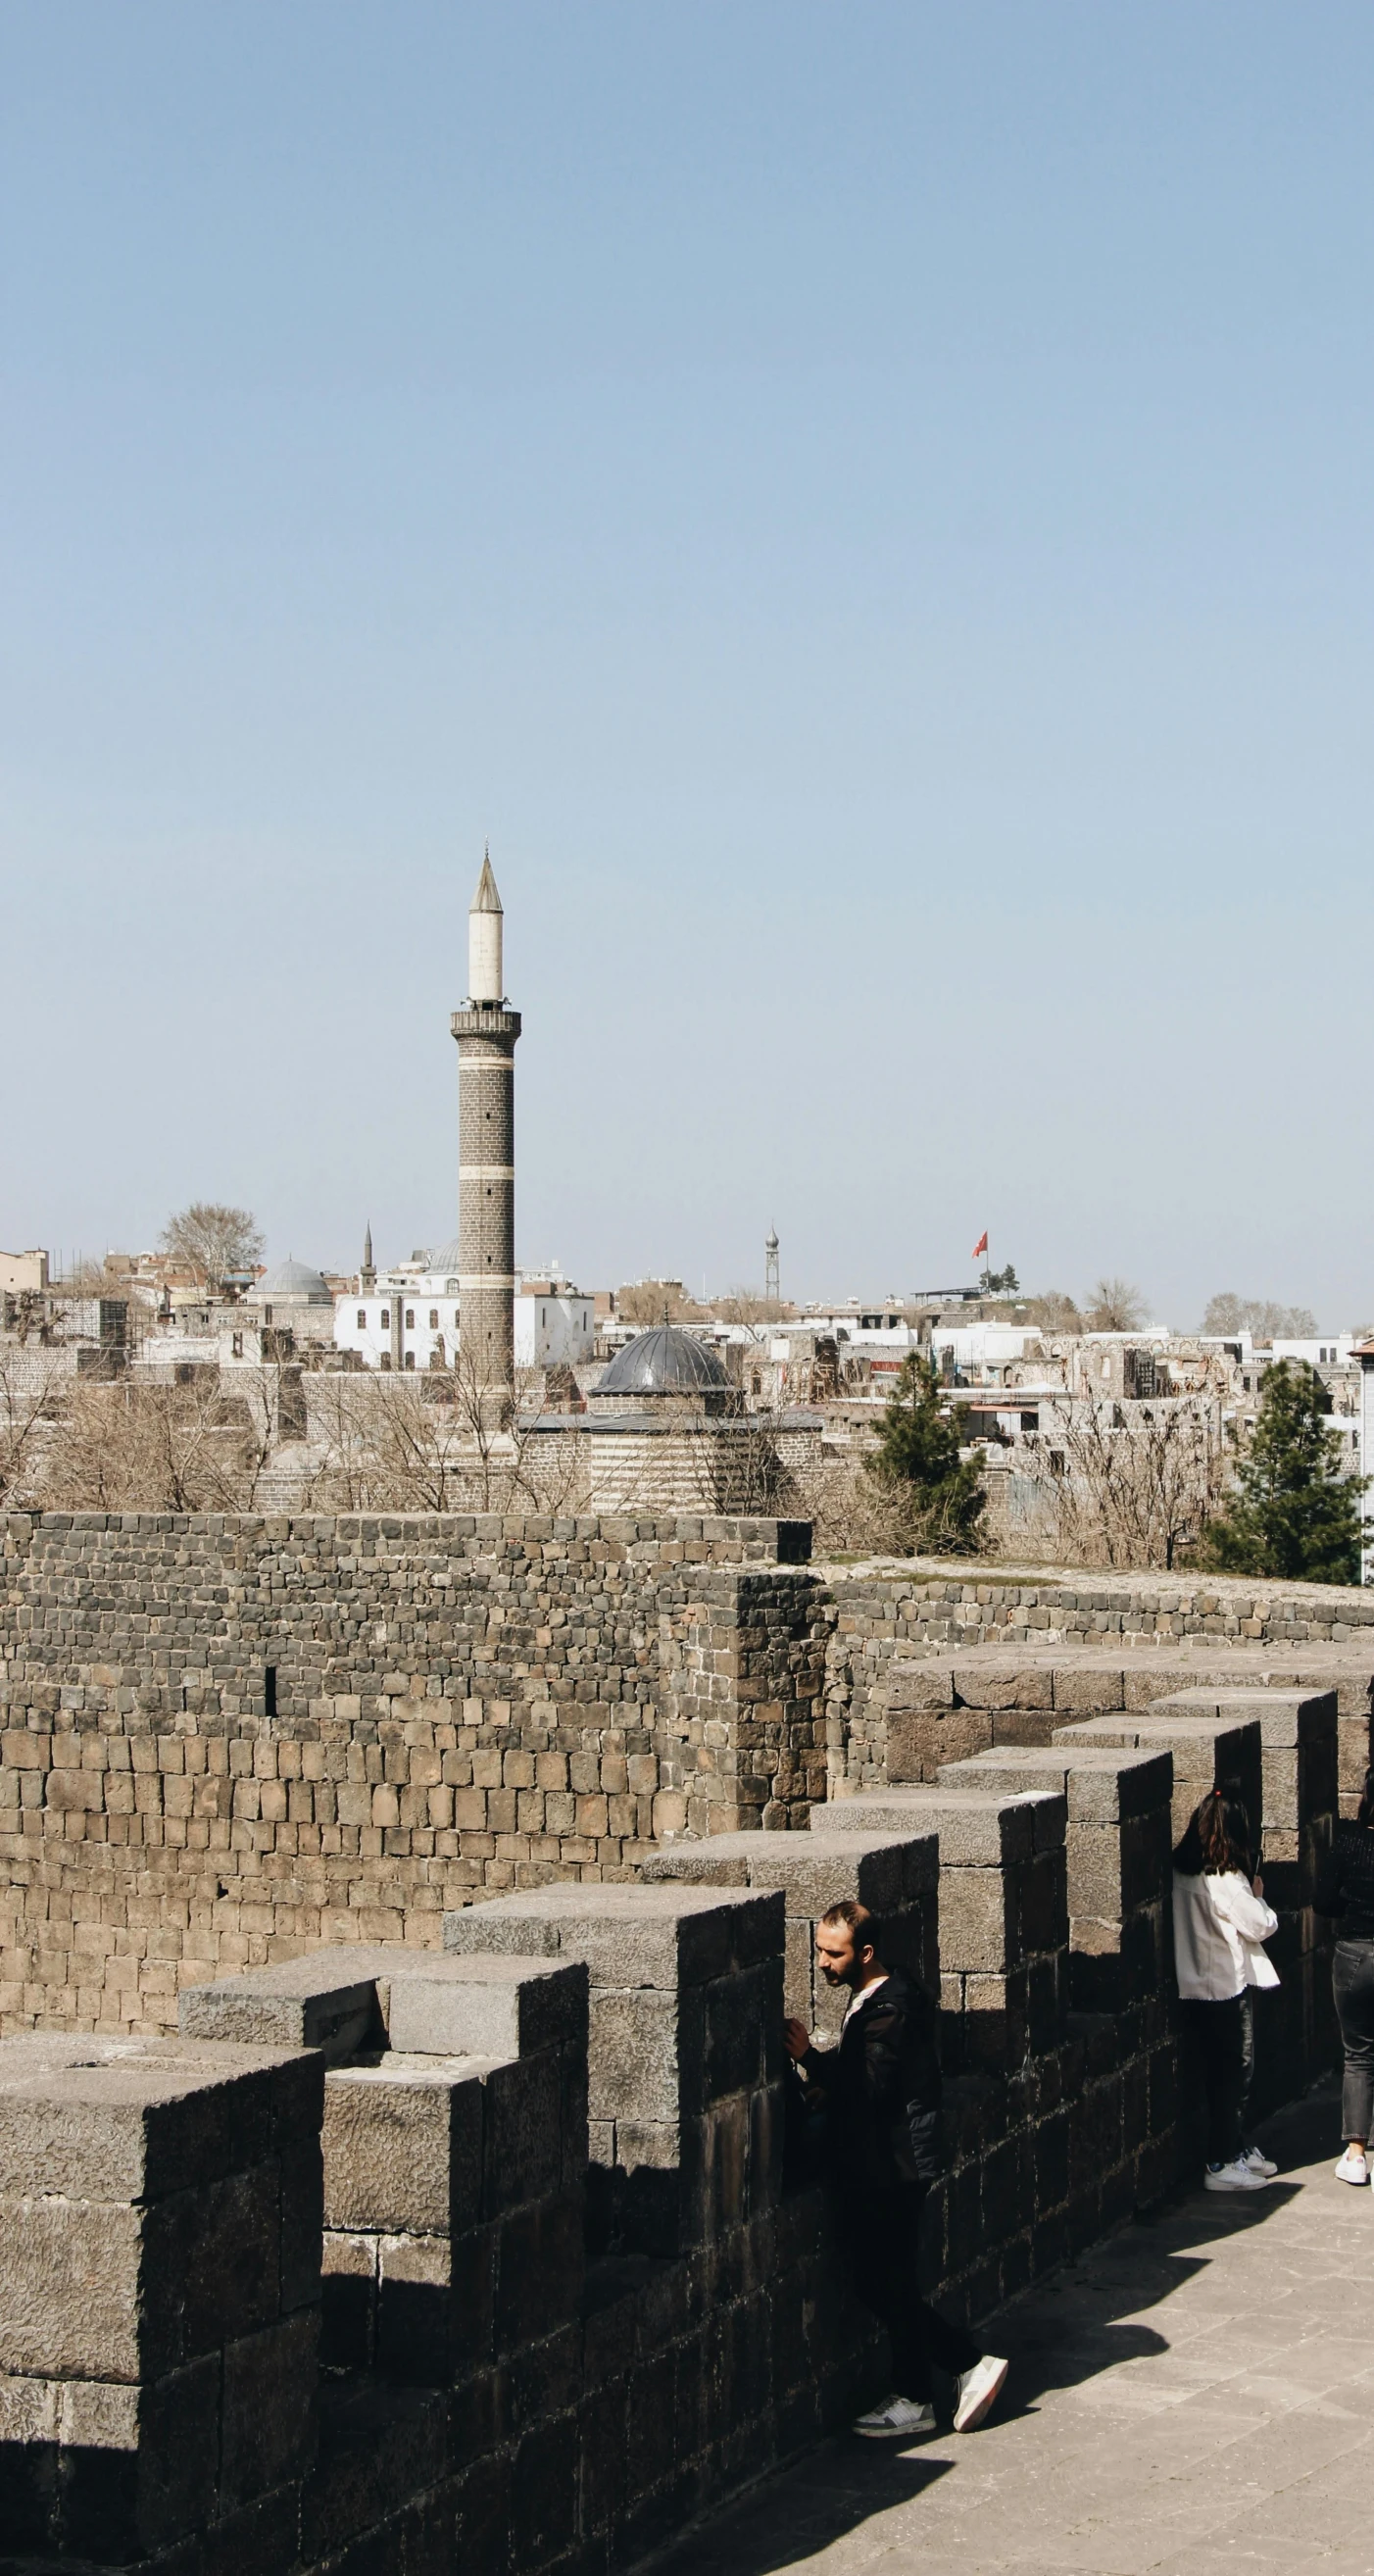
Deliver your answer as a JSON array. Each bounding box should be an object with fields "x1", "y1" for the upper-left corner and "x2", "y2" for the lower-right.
[
  {"x1": 652, "y1": 2449, "x2": 957, "y2": 2576},
  {"x1": 650, "y1": 2086, "x2": 1344, "y2": 2574},
  {"x1": 994, "y1": 2086, "x2": 1339, "y2": 2420}
]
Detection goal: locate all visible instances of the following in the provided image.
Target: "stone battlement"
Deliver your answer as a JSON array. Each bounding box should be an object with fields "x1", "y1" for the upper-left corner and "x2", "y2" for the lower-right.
[{"x1": 0, "y1": 1670, "x2": 1342, "y2": 2574}]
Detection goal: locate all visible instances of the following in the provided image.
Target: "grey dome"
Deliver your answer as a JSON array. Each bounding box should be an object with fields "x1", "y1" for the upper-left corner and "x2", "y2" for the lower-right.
[
  {"x1": 599, "y1": 1326, "x2": 727, "y2": 1394},
  {"x1": 254, "y1": 1258, "x2": 331, "y2": 1303},
  {"x1": 425, "y1": 1239, "x2": 464, "y2": 1273}
]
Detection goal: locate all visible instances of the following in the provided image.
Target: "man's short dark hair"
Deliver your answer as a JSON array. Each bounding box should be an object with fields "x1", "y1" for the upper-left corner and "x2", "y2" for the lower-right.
[{"x1": 819, "y1": 1900, "x2": 883, "y2": 1957}]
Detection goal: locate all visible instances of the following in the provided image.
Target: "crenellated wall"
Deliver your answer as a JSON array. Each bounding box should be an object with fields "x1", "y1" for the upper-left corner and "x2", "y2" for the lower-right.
[
  {"x1": 0, "y1": 1664, "x2": 1341, "y2": 2576},
  {"x1": 3, "y1": 1514, "x2": 1371, "y2": 2041}
]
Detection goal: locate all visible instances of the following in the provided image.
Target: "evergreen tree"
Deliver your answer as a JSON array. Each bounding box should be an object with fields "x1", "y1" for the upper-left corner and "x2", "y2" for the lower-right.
[
  {"x1": 1201, "y1": 1360, "x2": 1365, "y2": 1585},
  {"x1": 868, "y1": 1354, "x2": 986, "y2": 1554}
]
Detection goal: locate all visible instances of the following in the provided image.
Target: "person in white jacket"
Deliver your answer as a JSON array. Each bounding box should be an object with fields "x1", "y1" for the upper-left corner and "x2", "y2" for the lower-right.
[{"x1": 1172, "y1": 1786, "x2": 1280, "y2": 2194}]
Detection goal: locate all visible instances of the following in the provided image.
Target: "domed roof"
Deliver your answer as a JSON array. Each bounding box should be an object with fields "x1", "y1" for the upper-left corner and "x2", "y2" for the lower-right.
[
  {"x1": 599, "y1": 1326, "x2": 728, "y2": 1395},
  {"x1": 255, "y1": 1258, "x2": 331, "y2": 1302},
  {"x1": 425, "y1": 1239, "x2": 463, "y2": 1273}
]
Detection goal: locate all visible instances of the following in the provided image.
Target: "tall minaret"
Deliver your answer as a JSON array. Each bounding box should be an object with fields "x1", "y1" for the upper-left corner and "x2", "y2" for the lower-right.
[{"x1": 451, "y1": 849, "x2": 520, "y2": 1399}]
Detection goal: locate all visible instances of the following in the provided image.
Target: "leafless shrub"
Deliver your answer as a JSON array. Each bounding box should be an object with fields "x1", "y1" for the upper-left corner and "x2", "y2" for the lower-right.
[
  {"x1": 1004, "y1": 1397, "x2": 1228, "y2": 1570},
  {"x1": 1085, "y1": 1277, "x2": 1148, "y2": 1332},
  {"x1": 36, "y1": 1374, "x2": 277, "y2": 1513}
]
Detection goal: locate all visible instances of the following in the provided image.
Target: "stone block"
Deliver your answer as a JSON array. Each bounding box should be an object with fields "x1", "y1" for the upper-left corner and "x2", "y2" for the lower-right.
[
  {"x1": 482, "y1": 2051, "x2": 565, "y2": 2211},
  {"x1": 938, "y1": 1743, "x2": 1171, "y2": 1829},
  {"x1": 57, "y1": 2356, "x2": 221, "y2": 2559},
  {"x1": 323, "y1": 2056, "x2": 488, "y2": 2236},
  {"x1": 647, "y1": 1826, "x2": 936, "y2": 1923},
  {"x1": 811, "y1": 1786, "x2": 1063, "y2": 1865},
  {"x1": 884, "y1": 1663, "x2": 957, "y2": 1710},
  {"x1": 0, "y1": 2028, "x2": 321, "y2": 2201},
  {"x1": 0, "y1": 2174, "x2": 266, "y2": 2385},
  {"x1": 886, "y1": 1706, "x2": 992, "y2": 1781},
  {"x1": 179, "y1": 1950, "x2": 389, "y2": 2058},
  {"x1": 938, "y1": 1870, "x2": 1013, "y2": 1974},
  {"x1": 444, "y1": 1883, "x2": 783, "y2": 1990},
  {"x1": 219, "y1": 2306, "x2": 318, "y2": 2512},
  {"x1": 953, "y1": 1661, "x2": 1055, "y2": 1710},
  {"x1": 385, "y1": 1955, "x2": 587, "y2": 2060},
  {"x1": 1053, "y1": 1712, "x2": 1262, "y2": 1842},
  {"x1": 588, "y1": 1989, "x2": 679, "y2": 2124}
]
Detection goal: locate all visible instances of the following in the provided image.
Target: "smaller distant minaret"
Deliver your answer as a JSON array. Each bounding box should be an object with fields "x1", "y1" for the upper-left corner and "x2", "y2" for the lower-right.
[
  {"x1": 764, "y1": 1227, "x2": 780, "y2": 1306},
  {"x1": 468, "y1": 845, "x2": 504, "y2": 1003},
  {"x1": 360, "y1": 1222, "x2": 375, "y2": 1294}
]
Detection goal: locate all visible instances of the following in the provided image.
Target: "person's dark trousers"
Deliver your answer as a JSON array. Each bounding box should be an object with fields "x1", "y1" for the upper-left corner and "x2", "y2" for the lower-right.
[
  {"x1": 1238, "y1": 1989, "x2": 1255, "y2": 2143},
  {"x1": 840, "y1": 2185, "x2": 980, "y2": 2404},
  {"x1": 1333, "y1": 1936, "x2": 1374, "y2": 2139},
  {"x1": 1181, "y1": 1993, "x2": 1247, "y2": 2165}
]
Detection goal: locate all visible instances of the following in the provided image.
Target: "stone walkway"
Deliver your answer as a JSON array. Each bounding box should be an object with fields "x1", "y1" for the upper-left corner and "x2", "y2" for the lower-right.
[{"x1": 662, "y1": 2088, "x2": 1374, "y2": 2576}]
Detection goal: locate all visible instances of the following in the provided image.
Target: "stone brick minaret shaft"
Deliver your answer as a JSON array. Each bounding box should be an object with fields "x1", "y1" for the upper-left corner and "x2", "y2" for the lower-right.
[{"x1": 451, "y1": 853, "x2": 520, "y2": 1394}]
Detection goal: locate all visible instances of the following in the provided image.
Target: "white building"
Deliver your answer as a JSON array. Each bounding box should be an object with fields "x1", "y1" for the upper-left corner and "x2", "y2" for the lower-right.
[
  {"x1": 1270, "y1": 1335, "x2": 1354, "y2": 1369},
  {"x1": 331, "y1": 1234, "x2": 593, "y2": 1372}
]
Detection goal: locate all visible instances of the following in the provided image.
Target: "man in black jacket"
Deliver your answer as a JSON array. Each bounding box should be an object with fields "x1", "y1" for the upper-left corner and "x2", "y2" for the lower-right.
[{"x1": 784, "y1": 1900, "x2": 1008, "y2": 2441}]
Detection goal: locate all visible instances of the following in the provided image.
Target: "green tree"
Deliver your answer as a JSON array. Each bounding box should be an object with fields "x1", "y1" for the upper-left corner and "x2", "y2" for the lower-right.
[
  {"x1": 1201, "y1": 1360, "x2": 1365, "y2": 1585},
  {"x1": 867, "y1": 1354, "x2": 986, "y2": 1555}
]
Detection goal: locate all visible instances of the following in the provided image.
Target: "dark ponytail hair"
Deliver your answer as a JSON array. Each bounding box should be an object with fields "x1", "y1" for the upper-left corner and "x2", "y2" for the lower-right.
[
  {"x1": 1174, "y1": 1785, "x2": 1254, "y2": 1879},
  {"x1": 1357, "y1": 1768, "x2": 1374, "y2": 1831}
]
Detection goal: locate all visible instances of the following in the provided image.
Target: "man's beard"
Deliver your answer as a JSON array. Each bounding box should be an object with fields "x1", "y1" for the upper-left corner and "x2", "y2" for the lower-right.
[{"x1": 820, "y1": 1962, "x2": 858, "y2": 1988}]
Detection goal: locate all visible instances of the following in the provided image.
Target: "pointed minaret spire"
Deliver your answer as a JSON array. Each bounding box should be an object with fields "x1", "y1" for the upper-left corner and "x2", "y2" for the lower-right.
[
  {"x1": 360, "y1": 1221, "x2": 375, "y2": 1294},
  {"x1": 468, "y1": 845, "x2": 504, "y2": 1002}
]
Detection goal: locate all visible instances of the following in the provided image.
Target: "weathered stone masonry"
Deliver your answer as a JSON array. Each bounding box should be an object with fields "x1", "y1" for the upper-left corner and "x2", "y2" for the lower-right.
[
  {"x1": 0, "y1": 1512, "x2": 824, "y2": 2035},
  {"x1": 0, "y1": 1513, "x2": 1366, "y2": 2576}
]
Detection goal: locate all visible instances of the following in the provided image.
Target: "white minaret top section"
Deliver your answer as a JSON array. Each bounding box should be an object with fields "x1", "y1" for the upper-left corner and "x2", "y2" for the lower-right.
[{"x1": 468, "y1": 847, "x2": 504, "y2": 1003}]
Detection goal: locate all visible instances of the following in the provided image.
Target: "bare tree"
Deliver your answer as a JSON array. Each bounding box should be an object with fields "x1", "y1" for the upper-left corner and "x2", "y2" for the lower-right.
[
  {"x1": 614, "y1": 1281, "x2": 708, "y2": 1325},
  {"x1": 159, "y1": 1203, "x2": 265, "y2": 1286},
  {"x1": 711, "y1": 1288, "x2": 792, "y2": 1325},
  {"x1": 0, "y1": 1351, "x2": 69, "y2": 1505},
  {"x1": 1202, "y1": 1293, "x2": 1318, "y2": 1340},
  {"x1": 1023, "y1": 1291, "x2": 1081, "y2": 1331},
  {"x1": 37, "y1": 1373, "x2": 277, "y2": 1513},
  {"x1": 1014, "y1": 1396, "x2": 1227, "y2": 1571},
  {"x1": 307, "y1": 1356, "x2": 589, "y2": 1516},
  {"x1": 1085, "y1": 1277, "x2": 1148, "y2": 1332}
]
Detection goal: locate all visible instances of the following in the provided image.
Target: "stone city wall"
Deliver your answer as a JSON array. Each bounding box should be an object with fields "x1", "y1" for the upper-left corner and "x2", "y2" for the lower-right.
[
  {"x1": 820, "y1": 1561, "x2": 1374, "y2": 1813},
  {"x1": 0, "y1": 1512, "x2": 824, "y2": 2035},
  {"x1": 5, "y1": 1519, "x2": 1374, "y2": 2037},
  {"x1": 0, "y1": 1677, "x2": 1342, "y2": 2576}
]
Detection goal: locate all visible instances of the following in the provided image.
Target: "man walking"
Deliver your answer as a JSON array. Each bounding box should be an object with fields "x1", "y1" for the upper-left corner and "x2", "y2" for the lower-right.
[{"x1": 784, "y1": 1899, "x2": 1008, "y2": 2441}]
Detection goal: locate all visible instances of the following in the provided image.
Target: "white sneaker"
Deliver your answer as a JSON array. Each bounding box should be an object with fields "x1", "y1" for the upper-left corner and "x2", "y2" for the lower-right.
[
  {"x1": 852, "y1": 2394, "x2": 937, "y2": 2440},
  {"x1": 1203, "y1": 2159, "x2": 1269, "y2": 2191},
  {"x1": 953, "y1": 2354, "x2": 1008, "y2": 2433},
  {"x1": 1240, "y1": 2145, "x2": 1278, "y2": 2177},
  {"x1": 1335, "y1": 2148, "x2": 1369, "y2": 2186}
]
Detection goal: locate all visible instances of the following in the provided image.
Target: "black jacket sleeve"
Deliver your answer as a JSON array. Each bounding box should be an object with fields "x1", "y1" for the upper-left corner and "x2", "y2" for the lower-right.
[{"x1": 859, "y1": 1981, "x2": 945, "y2": 2184}]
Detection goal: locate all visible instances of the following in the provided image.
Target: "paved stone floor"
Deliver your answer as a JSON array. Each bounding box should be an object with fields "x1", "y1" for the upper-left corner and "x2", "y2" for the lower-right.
[{"x1": 664, "y1": 2088, "x2": 1374, "y2": 2576}]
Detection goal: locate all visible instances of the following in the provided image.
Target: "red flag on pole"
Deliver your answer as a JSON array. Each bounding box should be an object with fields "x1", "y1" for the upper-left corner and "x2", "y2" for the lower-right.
[{"x1": 972, "y1": 1231, "x2": 988, "y2": 1260}]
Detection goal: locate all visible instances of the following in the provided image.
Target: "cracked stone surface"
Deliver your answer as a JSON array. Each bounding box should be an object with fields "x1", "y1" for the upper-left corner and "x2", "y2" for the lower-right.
[{"x1": 660, "y1": 2086, "x2": 1372, "y2": 2576}]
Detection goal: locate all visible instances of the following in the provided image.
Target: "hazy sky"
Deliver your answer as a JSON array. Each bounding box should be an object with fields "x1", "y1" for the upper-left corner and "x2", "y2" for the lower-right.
[{"x1": 4, "y1": 5, "x2": 1371, "y2": 1324}]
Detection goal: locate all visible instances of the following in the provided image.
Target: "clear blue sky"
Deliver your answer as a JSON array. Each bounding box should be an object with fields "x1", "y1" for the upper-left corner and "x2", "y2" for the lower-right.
[{"x1": 4, "y1": 4, "x2": 1371, "y2": 1323}]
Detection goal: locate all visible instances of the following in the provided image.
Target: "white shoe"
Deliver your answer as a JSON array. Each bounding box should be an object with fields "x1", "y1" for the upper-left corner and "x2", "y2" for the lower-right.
[
  {"x1": 1203, "y1": 2159, "x2": 1269, "y2": 2191},
  {"x1": 1240, "y1": 2145, "x2": 1278, "y2": 2177},
  {"x1": 1335, "y1": 2148, "x2": 1369, "y2": 2186},
  {"x1": 852, "y1": 2394, "x2": 937, "y2": 2440},
  {"x1": 953, "y1": 2354, "x2": 1008, "y2": 2433}
]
